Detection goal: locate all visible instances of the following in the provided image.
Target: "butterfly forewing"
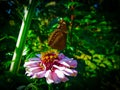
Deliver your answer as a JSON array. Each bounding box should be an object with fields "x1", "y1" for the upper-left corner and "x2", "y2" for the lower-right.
[{"x1": 48, "y1": 20, "x2": 67, "y2": 50}]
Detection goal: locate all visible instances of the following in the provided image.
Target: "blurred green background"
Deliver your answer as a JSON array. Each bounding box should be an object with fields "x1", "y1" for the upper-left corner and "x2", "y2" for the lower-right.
[{"x1": 0, "y1": 0, "x2": 120, "y2": 90}]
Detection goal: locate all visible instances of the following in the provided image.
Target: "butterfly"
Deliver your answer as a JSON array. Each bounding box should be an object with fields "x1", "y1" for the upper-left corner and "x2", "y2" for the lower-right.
[{"x1": 48, "y1": 20, "x2": 67, "y2": 50}]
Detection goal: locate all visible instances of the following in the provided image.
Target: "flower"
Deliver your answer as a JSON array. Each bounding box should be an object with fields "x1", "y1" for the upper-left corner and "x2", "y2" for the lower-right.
[{"x1": 24, "y1": 50, "x2": 77, "y2": 84}]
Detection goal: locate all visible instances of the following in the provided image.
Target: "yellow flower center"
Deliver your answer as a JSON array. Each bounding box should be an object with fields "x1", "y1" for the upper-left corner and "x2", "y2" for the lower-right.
[{"x1": 41, "y1": 50, "x2": 59, "y2": 70}]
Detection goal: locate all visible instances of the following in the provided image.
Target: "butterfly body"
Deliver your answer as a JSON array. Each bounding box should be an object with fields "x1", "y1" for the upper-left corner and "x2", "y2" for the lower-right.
[{"x1": 48, "y1": 20, "x2": 67, "y2": 50}]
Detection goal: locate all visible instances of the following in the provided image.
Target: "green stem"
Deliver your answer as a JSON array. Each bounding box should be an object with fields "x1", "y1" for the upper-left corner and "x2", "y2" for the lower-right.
[
  {"x1": 9, "y1": 0, "x2": 37, "y2": 73},
  {"x1": 48, "y1": 84, "x2": 53, "y2": 90}
]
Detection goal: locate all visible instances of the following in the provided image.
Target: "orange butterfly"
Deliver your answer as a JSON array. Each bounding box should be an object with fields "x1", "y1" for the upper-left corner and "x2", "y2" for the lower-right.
[{"x1": 48, "y1": 20, "x2": 67, "y2": 50}]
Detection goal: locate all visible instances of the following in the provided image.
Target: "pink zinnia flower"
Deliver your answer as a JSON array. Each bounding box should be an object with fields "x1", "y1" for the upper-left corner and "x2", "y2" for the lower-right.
[{"x1": 24, "y1": 50, "x2": 77, "y2": 84}]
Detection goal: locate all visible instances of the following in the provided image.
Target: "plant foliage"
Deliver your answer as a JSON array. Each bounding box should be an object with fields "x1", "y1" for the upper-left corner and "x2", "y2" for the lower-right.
[{"x1": 0, "y1": 0, "x2": 120, "y2": 90}]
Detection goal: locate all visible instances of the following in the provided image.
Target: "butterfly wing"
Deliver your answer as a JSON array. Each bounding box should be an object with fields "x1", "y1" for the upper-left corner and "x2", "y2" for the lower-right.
[
  {"x1": 48, "y1": 29, "x2": 67, "y2": 50},
  {"x1": 48, "y1": 20, "x2": 67, "y2": 50}
]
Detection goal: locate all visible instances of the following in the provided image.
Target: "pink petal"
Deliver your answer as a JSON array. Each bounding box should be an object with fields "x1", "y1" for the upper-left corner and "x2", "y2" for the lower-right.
[
  {"x1": 36, "y1": 54, "x2": 41, "y2": 57},
  {"x1": 26, "y1": 71, "x2": 33, "y2": 76},
  {"x1": 61, "y1": 70, "x2": 71, "y2": 76},
  {"x1": 51, "y1": 71, "x2": 61, "y2": 84},
  {"x1": 24, "y1": 61, "x2": 40, "y2": 68},
  {"x1": 55, "y1": 69, "x2": 69, "y2": 83},
  {"x1": 53, "y1": 65, "x2": 65, "y2": 70},
  {"x1": 58, "y1": 53, "x2": 65, "y2": 59},
  {"x1": 29, "y1": 67, "x2": 41, "y2": 73},
  {"x1": 67, "y1": 60, "x2": 77, "y2": 68},
  {"x1": 35, "y1": 71, "x2": 46, "y2": 78},
  {"x1": 29, "y1": 70, "x2": 45, "y2": 79},
  {"x1": 59, "y1": 61, "x2": 70, "y2": 67},
  {"x1": 61, "y1": 57, "x2": 70, "y2": 62},
  {"x1": 61, "y1": 58, "x2": 77, "y2": 68},
  {"x1": 45, "y1": 70, "x2": 54, "y2": 84},
  {"x1": 72, "y1": 70, "x2": 78, "y2": 76},
  {"x1": 63, "y1": 68, "x2": 77, "y2": 76},
  {"x1": 29, "y1": 58, "x2": 40, "y2": 61},
  {"x1": 55, "y1": 69, "x2": 65, "y2": 79},
  {"x1": 61, "y1": 77, "x2": 69, "y2": 82}
]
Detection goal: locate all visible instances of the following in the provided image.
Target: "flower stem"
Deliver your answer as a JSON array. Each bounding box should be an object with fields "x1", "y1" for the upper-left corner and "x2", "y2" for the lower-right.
[
  {"x1": 48, "y1": 84, "x2": 53, "y2": 90},
  {"x1": 9, "y1": 0, "x2": 37, "y2": 73}
]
